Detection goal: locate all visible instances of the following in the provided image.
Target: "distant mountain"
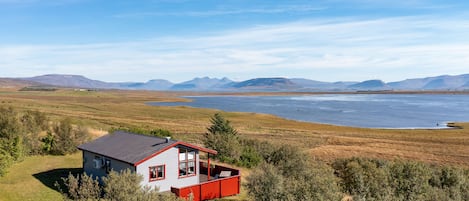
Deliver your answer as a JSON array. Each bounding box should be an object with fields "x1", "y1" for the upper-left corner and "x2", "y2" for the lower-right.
[
  {"x1": 170, "y1": 77, "x2": 233, "y2": 91},
  {"x1": 349, "y1": 80, "x2": 387, "y2": 89},
  {"x1": 290, "y1": 78, "x2": 358, "y2": 91},
  {"x1": 0, "y1": 78, "x2": 39, "y2": 88},
  {"x1": 388, "y1": 74, "x2": 469, "y2": 90},
  {"x1": 4, "y1": 73, "x2": 469, "y2": 92},
  {"x1": 290, "y1": 78, "x2": 331, "y2": 88},
  {"x1": 230, "y1": 78, "x2": 300, "y2": 90},
  {"x1": 464, "y1": 81, "x2": 469, "y2": 87},
  {"x1": 21, "y1": 74, "x2": 114, "y2": 89}
]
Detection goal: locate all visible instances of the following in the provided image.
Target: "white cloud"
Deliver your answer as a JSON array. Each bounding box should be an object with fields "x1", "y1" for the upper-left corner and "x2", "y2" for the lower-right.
[
  {"x1": 114, "y1": 5, "x2": 327, "y2": 18},
  {"x1": 1, "y1": 15, "x2": 469, "y2": 82}
]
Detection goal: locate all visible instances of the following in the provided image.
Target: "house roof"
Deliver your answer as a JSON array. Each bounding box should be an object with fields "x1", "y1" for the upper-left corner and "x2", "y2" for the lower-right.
[{"x1": 77, "y1": 131, "x2": 217, "y2": 166}]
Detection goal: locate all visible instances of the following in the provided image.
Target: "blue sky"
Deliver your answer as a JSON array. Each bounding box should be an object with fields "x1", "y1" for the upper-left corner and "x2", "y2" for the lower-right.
[{"x1": 1, "y1": 0, "x2": 469, "y2": 82}]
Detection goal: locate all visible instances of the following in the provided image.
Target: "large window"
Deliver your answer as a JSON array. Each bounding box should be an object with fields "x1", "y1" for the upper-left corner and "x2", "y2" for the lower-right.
[
  {"x1": 179, "y1": 148, "x2": 196, "y2": 177},
  {"x1": 149, "y1": 165, "x2": 165, "y2": 181}
]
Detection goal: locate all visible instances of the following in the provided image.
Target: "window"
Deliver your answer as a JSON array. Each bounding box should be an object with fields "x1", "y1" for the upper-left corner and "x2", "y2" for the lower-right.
[
  {"x1": 179, "y1": 148, "x2": 196, "y2": 177},
  {"x1": 105, "y1": 159, "x2": 111, "y2": 173},
  {"x1": 93, "y1": 156, "x2": 103, "y2": 169},
  {"x1": 149, "y1": 165, "x2": 165, "y2": 181}
]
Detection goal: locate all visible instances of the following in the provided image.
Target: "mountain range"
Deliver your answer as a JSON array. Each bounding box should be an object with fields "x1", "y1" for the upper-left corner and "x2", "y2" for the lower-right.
[{"x1": 1, "y1": 74, "x2": 469, "y2": 92}]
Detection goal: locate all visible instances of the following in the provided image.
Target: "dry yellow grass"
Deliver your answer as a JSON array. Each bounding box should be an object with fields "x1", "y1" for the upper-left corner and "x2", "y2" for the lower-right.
[
  {"x1": 1, "y1": 88, "x2": 468, "y2": 167},
  {"x1": 1, "y1": 88, "x2": 469, "y2": 201}
]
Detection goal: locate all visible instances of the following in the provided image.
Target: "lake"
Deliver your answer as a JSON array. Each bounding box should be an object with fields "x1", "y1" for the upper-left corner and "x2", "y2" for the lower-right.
[{"x1": 149, "y1": 94, "x2": 469, "y2": 128}]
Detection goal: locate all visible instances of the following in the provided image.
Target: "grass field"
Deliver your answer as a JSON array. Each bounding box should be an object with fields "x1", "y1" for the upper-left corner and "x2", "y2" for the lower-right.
[
  {"x1": 0, "y1": 153, "x2": 81, "y2": 201},
  {"x1": 1, "y1": 88, "x2": 469, "y2": 200}
]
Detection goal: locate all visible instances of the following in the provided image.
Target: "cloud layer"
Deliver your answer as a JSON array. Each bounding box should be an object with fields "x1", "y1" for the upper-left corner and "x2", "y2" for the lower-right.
[{"x1": 1, "y1": 14, "x2": 469, "y2": 82}]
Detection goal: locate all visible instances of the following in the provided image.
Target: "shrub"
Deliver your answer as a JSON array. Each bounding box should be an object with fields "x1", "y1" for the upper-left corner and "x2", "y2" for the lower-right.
[
  {"x1": 48, "y1": 118, "x2": 89, "y2": 155},
  {"x1": 388, "y1": 160, "x2": 433, "y2": 201},
  {"x1": 21, "y1": 110, "x2": 49, "y2": 155},
  {"x1": 238, "y1": 146, "x2": 262, "y2": 168},
  {"x1": 110, "y1": 127, "x2": 173, "y2": 138},
  {"x1": 246, "y1": 163, "x2": 287, "y2": 201},
  {"x1": 58, "y1": 169, "x2": 183, "y2": 201},
  {"x1": 333, "y1": 158, "x2": 392, "y2": 201},
  {"x1": 246, "y1": 143, "x2": 342, "y2": 201},
  {"x1": 58, "y1": 172, "x2": 101, "y2": 201}
]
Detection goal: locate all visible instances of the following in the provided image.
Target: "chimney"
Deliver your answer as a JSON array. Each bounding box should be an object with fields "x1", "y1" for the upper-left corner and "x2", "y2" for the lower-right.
[{"x1": 165, "y1": 137, "x2": 171, "y2": 143}]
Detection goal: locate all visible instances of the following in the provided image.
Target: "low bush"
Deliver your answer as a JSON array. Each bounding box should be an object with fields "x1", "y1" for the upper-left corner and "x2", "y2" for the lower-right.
[
  {"x1": 333, "y1": 158, "x2": 469, "y2": 201},
  {"x1": 58, "y1": 169, "x2": 183, "y2": 201},
  {"x1": 109, "y1": 127, "x2": 173, "y2": 138}
]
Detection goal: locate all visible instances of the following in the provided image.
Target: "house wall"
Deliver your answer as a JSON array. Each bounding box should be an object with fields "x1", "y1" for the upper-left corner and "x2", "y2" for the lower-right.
[
  {"x1": 82, "y1": 151, "x2": 135, "y2": 180},
  {"x1": 136, "y1": 146, "x2": 200, "y2": 192}
]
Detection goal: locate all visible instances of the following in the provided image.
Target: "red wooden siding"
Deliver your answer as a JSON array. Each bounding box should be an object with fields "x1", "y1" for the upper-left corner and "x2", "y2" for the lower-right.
[{"x1": 171, "y1": 164, "x2": 241, "y2": 201}]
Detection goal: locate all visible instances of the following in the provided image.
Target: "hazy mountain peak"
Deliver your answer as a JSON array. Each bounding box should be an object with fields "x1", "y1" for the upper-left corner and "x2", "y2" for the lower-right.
[{"x1": 349, "y1": 79, "x2": 387, "y2": 89}]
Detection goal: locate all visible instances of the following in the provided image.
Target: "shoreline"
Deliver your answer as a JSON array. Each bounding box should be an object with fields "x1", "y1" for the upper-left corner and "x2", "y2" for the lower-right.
[
  {"x1": 148, "y1": 99, "x2": 465, "y2": 130},
  {"x1": 188, "y1": 90, "x2": 469, "y2": 97}
]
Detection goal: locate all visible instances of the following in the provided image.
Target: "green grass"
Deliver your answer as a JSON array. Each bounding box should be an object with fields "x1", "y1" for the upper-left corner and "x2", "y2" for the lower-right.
[{"x1": 0, "y1": 153, "x2": 82, "y2": 201}]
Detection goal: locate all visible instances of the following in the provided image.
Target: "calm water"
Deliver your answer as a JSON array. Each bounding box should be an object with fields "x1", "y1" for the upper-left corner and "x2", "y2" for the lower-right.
[{"x1": 149, "y1": 94, "x2": 469, "y2": 128}]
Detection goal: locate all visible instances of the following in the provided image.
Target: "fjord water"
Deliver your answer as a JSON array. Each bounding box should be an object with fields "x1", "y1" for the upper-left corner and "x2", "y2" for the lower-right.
[{"x1": 150, "y1": 94, "x2": 469, "y2": 128}]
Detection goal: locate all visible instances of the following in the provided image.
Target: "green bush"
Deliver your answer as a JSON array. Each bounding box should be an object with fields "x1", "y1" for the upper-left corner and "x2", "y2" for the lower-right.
[
  {"x1": 388, "y1": 160, "x2": 433, "y2": 201},
  {"x1": 21, "y1": 110, "x2": 49, "y2": 155},
  {"x1": 246, "y1": 143, "x2": 342, "y2": 201},
  {"x1": 333, "y1": 158, "x2": 392, "y2": 201},
  {"x1": 58, "y1": 172, "x2": 101, "y2": 201},
  {"x1": 48, "y1": 118, "x2": 89, "y2": 155},
  {"x1": 58, "y1": 169, "x2": 183, "y2": 201},
  {"x1": 238, "y1": 146, "x2": 262, "y2": 168},
  {"x1": 110, "y1": 127, "x2": 173, "y2": 138},
  {"x1": 332, "y1": 158, "x2": 469, "y2": 201},
  {"x1": 246, "y1": 163, "x2": 287, "y2": 201}
]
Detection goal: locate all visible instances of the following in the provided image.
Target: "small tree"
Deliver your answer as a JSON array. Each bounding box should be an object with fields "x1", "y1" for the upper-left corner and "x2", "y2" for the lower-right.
[
  {"x1": 49, "y1": 118, "x2": 89, "y2": 155},
  {"x1": 203, "y1": 113, "x2": 241, "y2": 163},
  {"x1": 21, "y1": 110, "x2": 49, "y2": 155},
  {"x1": 0, "y1": 107, "x2": 25, "y2": 161},
  {"x1": 206, "y1": 113, "x2": 238, "y2": 136}
]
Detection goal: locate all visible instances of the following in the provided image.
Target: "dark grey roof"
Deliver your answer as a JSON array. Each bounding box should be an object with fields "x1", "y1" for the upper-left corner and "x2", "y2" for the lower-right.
[{"x1": 78, "y1": 131, "x2": 177, "y2": 165}]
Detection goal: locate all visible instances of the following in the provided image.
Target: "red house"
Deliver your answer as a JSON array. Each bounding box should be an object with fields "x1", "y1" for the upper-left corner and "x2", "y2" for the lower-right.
[{"x1": 78, "y1": 131, "x2": 241, "y2": 201}]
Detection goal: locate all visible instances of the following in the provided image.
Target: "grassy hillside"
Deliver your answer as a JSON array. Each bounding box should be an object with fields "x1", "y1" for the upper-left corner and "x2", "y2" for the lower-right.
[{"x1": 1, "y1": 88, "x2": 469, "y2": 200}]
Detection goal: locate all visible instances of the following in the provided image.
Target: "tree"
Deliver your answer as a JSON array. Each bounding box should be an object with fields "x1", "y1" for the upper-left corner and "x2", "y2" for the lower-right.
[
  {"x1": 21, "y1": 110, "x2": 49, "y2": 155},
  {"x1": 0, "y1": 107, "x2": 50, "y2": 175},
  {"x1": 203, "y1": 113, "x2": 241, "y2": 163},
  {"x1": 0, "y1": 107, "x2": 25, "y2": 161},
  {"x1": 206, "y1": 113, "x2": 238, "y2": 136},
  {"x1": 0, "y1": 107, "x2": 25, "y2": 176},
  {"x1": 49, "y1": 118, "x2": 89, "y2": 155}
]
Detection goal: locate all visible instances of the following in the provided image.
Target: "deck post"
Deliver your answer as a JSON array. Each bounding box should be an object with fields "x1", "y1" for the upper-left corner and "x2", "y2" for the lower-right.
[{"x1": 207, "y1": 153, "x2": 211, "y2": 181}]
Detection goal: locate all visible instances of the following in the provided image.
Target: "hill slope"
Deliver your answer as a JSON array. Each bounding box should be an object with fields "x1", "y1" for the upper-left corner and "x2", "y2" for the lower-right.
[
  {"x1": 21, "y1": 74, "x2": 114, "y2": 89},
  {"x1": 7, "y1": 73, "x2": 469, "y2": 91}
]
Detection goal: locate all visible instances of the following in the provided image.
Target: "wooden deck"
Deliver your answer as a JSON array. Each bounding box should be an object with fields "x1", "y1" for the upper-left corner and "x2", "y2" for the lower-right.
[{"x1": 171, "y1": 162, "x2": 240, "y2": 201}]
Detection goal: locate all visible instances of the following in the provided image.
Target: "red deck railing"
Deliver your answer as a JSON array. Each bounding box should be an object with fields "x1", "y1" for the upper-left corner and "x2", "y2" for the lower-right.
[{"x1": 171, "y1": 162, "x2": 241, "y2": 201}]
